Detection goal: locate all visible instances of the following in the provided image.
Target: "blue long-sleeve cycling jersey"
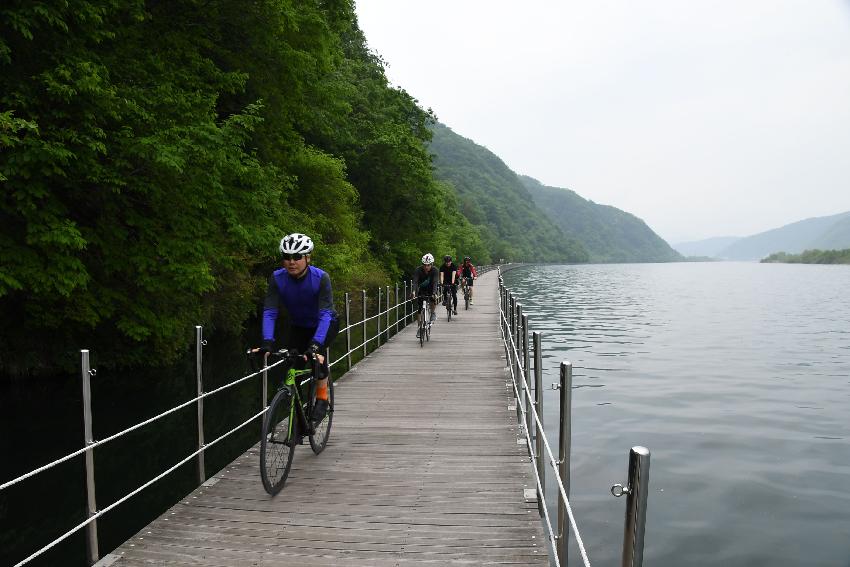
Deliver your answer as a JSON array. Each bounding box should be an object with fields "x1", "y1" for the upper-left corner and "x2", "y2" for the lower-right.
[{"x1": 262, "y1": 265, "x2": 335, "y2": 347}]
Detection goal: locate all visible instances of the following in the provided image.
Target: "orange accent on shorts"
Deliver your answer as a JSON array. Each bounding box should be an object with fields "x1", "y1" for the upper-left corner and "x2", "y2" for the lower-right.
[{"x1": 317, "y1": 382, "x2": 329, "y2": 401}]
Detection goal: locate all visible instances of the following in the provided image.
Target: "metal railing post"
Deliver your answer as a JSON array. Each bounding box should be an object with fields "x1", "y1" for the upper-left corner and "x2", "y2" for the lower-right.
[
  {"x1": 522, "y1": 313, "x2": 531, "y2": 443},
  {"x1": 395, "y1": 283, "x2": 400, "y2": 334},
  {"x1": 616, "y1": 446, "x2": 651, "y2": 567},
  {"x1": 510, "y1": 297, "x2": 518, "y2": 401},
  {"x1": 502, "y1": 286, "x2": 507, "y2": 335},
  {"x1": 345, "y1": 292, "x2": 352, "y2": 369},
  {"x1": 504, "y1": 290, "x2": 510, "y2": 366},
  {"x1": 377, "y1": 287, "x2": 382, "y2": 346},
  {"x1": 262, "y1": 356, "x2": 268, "y2": 409},
  {"x1": 80, "y1": 350, "x2": 99, "y2": 564},
  {"x1": 556, "y1": 361, "x2": 573, "y2": 566},
  {"x1": 533, "y1": 332, "x2": 544, "y2": 508},
  {"x1": 508, "y1": 292, "x2": 514, "y2": 335},
  {"x1": 195, "y1": 326, "x2": 206, "y2": 484},
  {"x1": 516, "y1": 303, "x2": 525, "y2": 428},
  {"x1": 362, "y1": 289, "x2": 367, "y2": 357},
  {"x1": 386, "y1": 285, "x2": 390, "y2": 340}
]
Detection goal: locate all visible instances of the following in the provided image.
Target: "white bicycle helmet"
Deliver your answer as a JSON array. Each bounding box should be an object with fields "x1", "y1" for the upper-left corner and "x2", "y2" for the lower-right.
[
  {"x1": 421, "y1": 253, "x2": 435, "y2": 265},
  {"x1": 279, "y1": 233, "x2": 314, "y2": 255}
]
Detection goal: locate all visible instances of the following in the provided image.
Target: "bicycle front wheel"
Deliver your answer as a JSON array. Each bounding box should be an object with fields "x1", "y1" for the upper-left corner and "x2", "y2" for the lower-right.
[
  {"x1": 419, "y1": 310, "x2": 425, "y2": 347},
  {"x1": 260, "y1": 389, "x2": 296, "y2": 495},
  {"x1": 309, "y1": 375, "x2": 334, "y2": 454}
]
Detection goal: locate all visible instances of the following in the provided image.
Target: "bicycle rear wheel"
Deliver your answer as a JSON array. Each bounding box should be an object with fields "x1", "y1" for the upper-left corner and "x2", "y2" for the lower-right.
[
  {"x1": 464, "y1": 287, "x2": 470, "y2": 310},
  {"x1": 309, "y1": 374, "x2": 334, "y2": 454},
  {"x1": 260, "y1": 389, "x2": 296, "y2": 495}
]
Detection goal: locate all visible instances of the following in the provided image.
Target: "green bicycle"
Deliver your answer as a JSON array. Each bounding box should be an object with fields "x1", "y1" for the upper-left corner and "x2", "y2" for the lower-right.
[{"x1": 259, "y1": 349, "x2": 333, "y2": 495}]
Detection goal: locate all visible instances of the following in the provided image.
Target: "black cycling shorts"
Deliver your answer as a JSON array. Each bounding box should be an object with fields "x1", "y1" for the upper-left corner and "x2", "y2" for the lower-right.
[{"x1": 284, "y1": 318, "x2": 339, "y2": 378}]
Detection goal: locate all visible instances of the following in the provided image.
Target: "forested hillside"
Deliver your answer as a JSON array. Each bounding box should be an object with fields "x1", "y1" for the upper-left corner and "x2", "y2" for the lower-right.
[
  {"x1": 519, "y1": 177, "x2": 682, "y2": 262},
  {"x1": 428, "y1": 123, "x2": 589, "y2": 263},
  {"x1": 1, "y1": 1, "x2": 677, "y2": 374},
  {"x1": 762, "y1": 249, "x2": 850, "y2": 264},
  {"x1": 0, "y1": 0, "x2": 489, "y2": 371}
]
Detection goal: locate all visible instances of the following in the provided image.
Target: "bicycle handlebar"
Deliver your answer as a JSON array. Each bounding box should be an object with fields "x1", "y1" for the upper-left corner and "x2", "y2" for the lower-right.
[{"x1": 245, "y1": 348, "x2": 317, "y2": 361}]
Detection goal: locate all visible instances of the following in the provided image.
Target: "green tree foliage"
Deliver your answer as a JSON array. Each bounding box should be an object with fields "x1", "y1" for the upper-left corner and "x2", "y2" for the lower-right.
[
  {"x1": 0, "y1": 1, "x2": 297, "y2": 370},
  {"x1": 429, "y1": 123, "x2": 588, "y2": 263},
  {"x1": 761, "y1": 249, "x2": 850, "y2": 264},
  {"x1": 0, "y1": 0, "x2": 455, "y2": 372}
]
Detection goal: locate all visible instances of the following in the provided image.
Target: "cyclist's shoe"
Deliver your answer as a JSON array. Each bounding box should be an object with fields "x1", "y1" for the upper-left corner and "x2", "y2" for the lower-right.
[
  {"x1": 429, "y1": 311, "x2": 436, "y2": 323},
  {"x1": 312, "y1": 399, "x2": 329, "y2": 422},
  {"x1": 416, "y1": 328, "x2": 421, "y2": 338},
  {"x1": 453, "y1": 309, "x2": 458, "y2": 315}
]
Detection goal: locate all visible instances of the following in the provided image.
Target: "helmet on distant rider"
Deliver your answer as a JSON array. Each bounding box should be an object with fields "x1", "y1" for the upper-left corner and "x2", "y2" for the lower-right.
[
  {"x1": 443, "y1": 254, "x2": 452, "y2": 262},
  {"x1": 463, "y1": 256, "x2": 471, "y2": 262},
  {"x1": 279, "y1": 233, "x2": 314, "y2": 255},
  {"x1": 421, "y1": 253, "x2": 435, "y2": 265}
]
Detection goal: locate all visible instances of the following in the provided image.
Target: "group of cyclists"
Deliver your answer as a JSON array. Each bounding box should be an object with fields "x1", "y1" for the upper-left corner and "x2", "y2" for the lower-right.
[
  {"x1": 252, "y1": 233, "x2": 479, "y2": 488},
  {"x1": 411, "y1": 253, "x2": 478, "y2": 337}
]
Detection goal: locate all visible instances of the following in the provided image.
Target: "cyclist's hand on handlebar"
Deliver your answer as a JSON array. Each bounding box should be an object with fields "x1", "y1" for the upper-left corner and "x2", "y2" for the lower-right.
[
  {"x1": 247, "y1": 340, "x2": 273, "y2": 356},
  {"x1": 305, "y1": 343, "x2": 325, "y2": 365},
  {"x1": 258, "y1": 340, "x2": 275, "y2": 356}
]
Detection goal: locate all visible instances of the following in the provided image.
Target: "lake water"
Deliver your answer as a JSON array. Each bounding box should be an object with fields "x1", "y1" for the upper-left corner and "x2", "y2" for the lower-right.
[{"x1": 503, "y1": 262, "x2": 850, "y2": 567}]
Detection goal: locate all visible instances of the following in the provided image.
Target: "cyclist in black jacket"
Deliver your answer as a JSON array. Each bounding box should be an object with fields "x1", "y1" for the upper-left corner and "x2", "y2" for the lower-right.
[
  {"x1": 439, "y1": 254, "x2": 458, "y2": 315},
  {"x1": 411, "y1": 253, "x2": 438, "y2": 338}
]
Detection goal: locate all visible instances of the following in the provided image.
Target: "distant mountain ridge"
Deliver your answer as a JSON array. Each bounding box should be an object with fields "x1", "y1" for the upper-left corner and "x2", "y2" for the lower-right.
[
  {"x1": 519, "y1": 176, "x2": 683, "y2": 263},
  {"x1": 673, "y1": 236, "x2": 741, "y2": 258},
  {"x1": 717, "y1": 211, "x2": 850, "y2": 260},
  {"x1": 428, "y1": 123, "x2": 681, "y2": 264}
]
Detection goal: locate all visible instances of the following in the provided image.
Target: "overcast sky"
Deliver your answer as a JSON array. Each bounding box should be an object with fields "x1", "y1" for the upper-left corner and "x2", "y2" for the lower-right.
[{"x1": 355, "y1": 1, "x2": 850, "y2": 243}]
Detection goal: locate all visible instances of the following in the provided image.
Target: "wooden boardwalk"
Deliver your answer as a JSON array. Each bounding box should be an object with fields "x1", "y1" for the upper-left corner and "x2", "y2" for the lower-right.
[{"x1": 100, "y1": 271, "x2": 548, "y2": 566}]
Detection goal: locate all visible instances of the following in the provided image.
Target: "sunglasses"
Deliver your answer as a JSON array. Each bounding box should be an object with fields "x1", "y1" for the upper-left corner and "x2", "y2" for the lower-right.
[{"x1": 282, "y1": 253, "x2": 304, "y2": 261}]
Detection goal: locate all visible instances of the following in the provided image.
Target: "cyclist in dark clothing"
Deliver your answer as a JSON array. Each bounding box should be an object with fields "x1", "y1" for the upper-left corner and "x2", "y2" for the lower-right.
[
  {"x1": 459, "y1": 256, "x2": 478, "y2": 305},
  {"x1": 258, "y1": 233, "x2": 338, "y2": 421},
  {"x1": 439, "y1": 254, "x2": 458, "y2": 315},
  {"x1": 411, "y1": 253, "x2": 438, "y2": 338}
]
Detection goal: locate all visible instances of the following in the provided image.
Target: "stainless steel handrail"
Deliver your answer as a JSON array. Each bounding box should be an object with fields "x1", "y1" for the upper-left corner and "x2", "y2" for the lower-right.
[
  {"x1": 498, "y1": 267, "x2": 651, "y2": 567},
  {"x1": 499, "y1": 280, "x2": 592, "y2": 567}
]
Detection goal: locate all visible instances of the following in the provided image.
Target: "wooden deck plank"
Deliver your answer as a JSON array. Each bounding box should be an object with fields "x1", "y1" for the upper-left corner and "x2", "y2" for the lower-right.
[{"x1": 102, "y1": 271, "x2": 549, "y2": 566}]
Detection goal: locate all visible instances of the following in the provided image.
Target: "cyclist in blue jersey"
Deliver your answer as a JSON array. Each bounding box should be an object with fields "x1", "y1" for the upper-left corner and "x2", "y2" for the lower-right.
[{"x1": 257, "y1": 233, "x2": 338, "y2": 422}]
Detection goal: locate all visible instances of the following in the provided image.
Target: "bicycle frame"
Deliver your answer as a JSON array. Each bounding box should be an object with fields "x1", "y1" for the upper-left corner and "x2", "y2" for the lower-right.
[
  {"x1": 418, "y1": 296, "x2": 432, "y2": 345},
  {"x1": 272, "y1": 357, "x2": 320, "y2": 440},
  {"x1": 442, "y1": 283, "x2": 454, "y2": 320}
]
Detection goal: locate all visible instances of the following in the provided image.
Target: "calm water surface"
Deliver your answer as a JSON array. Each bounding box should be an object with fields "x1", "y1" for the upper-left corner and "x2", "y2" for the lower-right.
[{"x1": 503, "y1": 262, "x2": 850, "y2": 567}]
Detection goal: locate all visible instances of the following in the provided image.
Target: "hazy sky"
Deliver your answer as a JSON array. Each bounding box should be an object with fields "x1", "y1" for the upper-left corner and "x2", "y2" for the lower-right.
[{"x1": 355, "y1": 1, "x2": 850, "y2": 243}]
